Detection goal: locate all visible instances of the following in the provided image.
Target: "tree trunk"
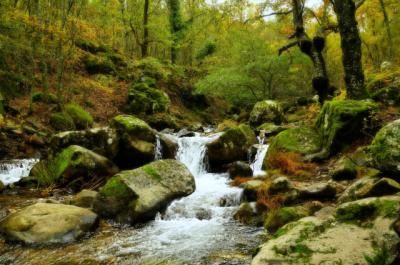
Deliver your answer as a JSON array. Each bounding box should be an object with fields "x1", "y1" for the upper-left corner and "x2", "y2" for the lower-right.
[
  {"x1": 167, "y1": 0, "x2": 184, "y2": 64},
  {"x1": 291, "y1": 0, "x2": 330, "y2": 104},
  {"x1": 141, "y1": 0, "x2": 149, "y2": 58},
  {"x1": 333, "y1": 0, "x2": 367, "y2": 99},
  {"x1": 378, "y1": 0, "x2": 393, "y2": 59}
]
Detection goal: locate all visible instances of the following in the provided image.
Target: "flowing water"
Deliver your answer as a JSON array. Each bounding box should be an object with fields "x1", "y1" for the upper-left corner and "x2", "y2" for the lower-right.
[
  {"x1": 0, "y1": 133, "x2": 268, "y2": 265},
  {"x1": 0, "y1": 159, "x2": 39, "y2": 185},
  {"x1": 250, "y1": 145, "x2": 269, "y2": 177}
]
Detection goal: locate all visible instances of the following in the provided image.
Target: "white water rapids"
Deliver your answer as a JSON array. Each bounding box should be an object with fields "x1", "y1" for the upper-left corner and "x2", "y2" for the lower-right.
[{"x1": 0, "y1": 159, "x2": 38, "y2": 185}]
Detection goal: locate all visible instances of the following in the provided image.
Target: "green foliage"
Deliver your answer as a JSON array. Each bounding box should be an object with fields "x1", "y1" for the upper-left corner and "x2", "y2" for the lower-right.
[
  {"x1": 196, "y1": 41, "x2": 217, "y2": 60},
  {"x1": 65, "y1": 103, "x2": 94, "y2": 129},
  {"x1": 83, "y1": 54, "x2": 115, "y2": 75},
  {"x1": 127, "y1": 81, "x2": 170, "y2": 114}
]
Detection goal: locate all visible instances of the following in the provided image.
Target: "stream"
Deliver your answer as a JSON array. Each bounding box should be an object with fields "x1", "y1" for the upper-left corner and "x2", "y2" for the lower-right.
[{"x1": 0, "y1": 133, "x2": 268, "y2": 265}]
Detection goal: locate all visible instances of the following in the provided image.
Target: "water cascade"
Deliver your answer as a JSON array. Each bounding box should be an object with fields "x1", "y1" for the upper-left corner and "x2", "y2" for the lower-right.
[{"x1": 0, "y1": 159, "x2": 39, "y2": 185}]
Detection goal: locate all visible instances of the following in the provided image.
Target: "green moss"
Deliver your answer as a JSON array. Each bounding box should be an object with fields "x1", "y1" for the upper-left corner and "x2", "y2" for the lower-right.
[
  {"x1": 99, "y1": 176, "x2": 132, "y2": 198},
  {"x1": 265, "y1": 206, "x2": 309, "y2": 232},
  {"x1": 83, "y1": 53, "x2": 115, "y2": 74},
  {"x1": 32, "y1": 92, "x2": 57, "y2": 104},
  {"x1": 249, "y1": 100, "x2": 285, "y2": 126},
  {"x1": 127, "y1": 82, "x2": 170, "y2": 114},
  {"x1": 142, "y1": 164, "x2": 162, "y2": 181},
  {"x1": 65, "y1": 103, "x2": 93, "y2": 129},
  {"x1": 315, "y1": 100, "x2": 378, "y2": 157},
  {"x1": 49, "y1": 112, "x2": 75, "y2": 131},
  {"x1": 112, "y1": 115, "x2": 151, "y2": 133},
  {"x1": 293, "y1": 243, "x2": 313, "y2": 258}
]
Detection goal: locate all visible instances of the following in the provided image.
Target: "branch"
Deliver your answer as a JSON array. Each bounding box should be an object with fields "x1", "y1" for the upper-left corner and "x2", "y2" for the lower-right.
[
  {"x1": 244, "y1": 10, "x2": 292, "y2": 23},
  {"x1": 304, "y1": 7, "x2": 322, "y2": 26},
  {"x1": 278, "y1": 41, "x2": 298, "y2": 55}
]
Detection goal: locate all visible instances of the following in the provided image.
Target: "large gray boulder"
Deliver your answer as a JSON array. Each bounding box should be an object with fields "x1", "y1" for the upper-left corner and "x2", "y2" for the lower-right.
[
  {"x1": 50, "y1": 127, "x2": 118, "y2": 159},
  {"x1": 111, "y1": 115, "x2": 157, "y2": 168},
  {"x1": 0, "y1": 203, "x2": 98, "y2": 244},
  {"x1": 207, "y1": 124, "x2": 256, "y2": 170},
  {"x1": 93, "y1": 159, "x2": 195, "y2": 223},
  {"x1": 252, "y1": 196, "x2": 400, "y2": 265},
  {"x1": 369, "y1": 119, "x2": 400, "y2": 176}
]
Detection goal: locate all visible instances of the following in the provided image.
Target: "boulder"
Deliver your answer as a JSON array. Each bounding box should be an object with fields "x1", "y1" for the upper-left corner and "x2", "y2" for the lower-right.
[
  {"x1": 0, "y1": 203, "x2": 98, "y2": 244},
  {"x1": 71, "y1": 189, "x2": 98, "y2": 209},
  {"x1": 339, "y1": 177, "x2": 400, "y2": 203},
  {"x1": 158, "y1": 133, "x2": 178, "y2": 159},
  {"x1": 50, "y1": 127, "x2": 118, "y2": 159},
  {"x1": 269, "y1": 176, "x2": 292, "y2": 193},
  {"x1": 369, "y1": 119, "x2": 400, "y2": 176},
  {"x1": 297, "y1": 182, "x2": 337, "y2": 201},
  {"x1": 331, "y1": 156, "x2": 358, "y2": 180},
  {"x1": 315, "y1": 100, "x2": 378, "y2": 159},
  {"x1": 126, "y1": 81, "x2": 170, "y2": 115},
  {"x1": 111, "y1": 115, "x2": 156, "y2": 168},
  {"x1": 228, "y1": 161, "x2": 253, "y2": 179},
  {"x1": 65, "y1": 104, "x2": 94, "y2": 130},
  {"x1": 264, "y1": 206, "x2": 310, "y2": 232},
  {"x1": 263, "y1": 127, "x2": 322, "y2": 169},
  {"x1": 249, "y1": 100, "x2": 285, "y2": 127},
  {"x1": 207, "y1": 124, "x2": 256, "y2": 170},
  {"x1": 93, "y1": 159, "x2": 195, "y2": 223},
  {"x1": 252, "y1": 196, "x2": 400, "y2": 265},
  {"x1": 30, "y1": 145, "x2": 119, "y2": 188},
  {"x1": 240, "y1": 180, "x2": 267, "y2": 202},
  {"x1": 257, "y1": 122, "x2": 287, "y2": 137}
]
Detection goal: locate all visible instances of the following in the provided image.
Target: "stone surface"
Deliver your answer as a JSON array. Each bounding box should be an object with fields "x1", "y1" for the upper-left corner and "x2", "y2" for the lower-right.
[
  {"x1": 71, "y1": 189, "x2": 98, "y2": 209},
  {"x1": 228, "y1": 161, "x2": 253, "y2": 179},
  {"x1": 249, "y1": 100, "x2": 285, "y2": 127},
  {"x1": 0, "y1": 203, "x2": 98, "y2": 244},
  {"x1": 93, "y1": 159, "x2": 195, "y2": 223}
]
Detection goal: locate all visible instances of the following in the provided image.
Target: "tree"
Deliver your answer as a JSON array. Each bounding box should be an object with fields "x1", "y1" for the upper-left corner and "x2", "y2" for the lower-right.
[
  {"x1": 332, "y1": 0, "x2": 368, "y2": 99},
  {"x1": 167, "y1": 0, "x2": 185, "y2": 63}
]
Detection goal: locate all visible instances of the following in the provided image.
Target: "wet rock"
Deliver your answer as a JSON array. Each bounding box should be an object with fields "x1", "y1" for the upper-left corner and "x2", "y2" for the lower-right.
[
  {"x1": 298, "y1": 182, "x2": 337, "y2": 201},
  {"x1": 93, "y1": 159, "x2": 195, "y2": 224},
  {"x1": 207, "y1": 124, "x2": 256, "y2": 170},
  {"x1": 252, "y1": 196, "x2": 400, "y2": 265},
  {"x1": 314, "y1": 100, "x2": 378, "y2": 159},
  {"x1": 0, "y1": 203, "x2": 98, "y2": 244},
  {"x1": 249, "y1": 100, "x2": 285, "y2": 127},
  {"x1": 228, "y1": 161, "x2": 253, "y2": 179},
  {"x1": 72, "y1": 189, "x2": 98, "y2": 209},
  {"x1": 50, "y1": 127, "x2": 118, "y2": 159},
  {"x1": 331, "y1": 156, "x2": 357, "y2": 180},
  {"x1": 257, "y1": 123, "x2": 287, "y2": 137},
  {"x1": 264, "y1": 206, "x2": 310, "y2": 232},
  {"x1": 30, "y1": 145, "x2": 119, "y2": 188},
  {"x1": 339, "y1": 177, "x2": 400, "y2": 203},
  {"x1": 269, "y1": 176, "x2": 291, "y2": 193},
  {"x1": 111, "y1": 115, "x2": 156, "y2": 168},
  {"x1": 176, "y1": 128, "x2": 195, "y2": 138},
  {"x1": 158, "y1": 133, "x2": 178, "y2": 159},
  {"x1": 196, "y1": 208, "x2": 212, "y2": 220},
  {"x1": 234, "y1": 202, "x2": 264, "y2": 226},
  {"x1": 369, "y1": 119, "x2": 400, "y2": 176},
  {"x1": 0, "y1": 180, "x2": 5, "y2": 192}
]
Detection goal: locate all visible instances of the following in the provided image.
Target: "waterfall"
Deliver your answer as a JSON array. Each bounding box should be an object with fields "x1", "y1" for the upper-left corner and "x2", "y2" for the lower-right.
[
  {"x1": 0, "y1": 159, "x2": 39, "y2": 185},
  {"x1": 154, "y1": 134, "x2": 163, "y2": 160},
  {"x1": 250, "y1": 145, "x2": 269, "y2": 176},
  {"x1": 113, "y1": 133, "x2": 262, "y2": 263}
]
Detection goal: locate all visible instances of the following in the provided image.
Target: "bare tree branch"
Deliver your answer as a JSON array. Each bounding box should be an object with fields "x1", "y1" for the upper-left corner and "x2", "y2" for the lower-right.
[{"x1": 278, "y1": 41, "x2": 298, "y2": 55}]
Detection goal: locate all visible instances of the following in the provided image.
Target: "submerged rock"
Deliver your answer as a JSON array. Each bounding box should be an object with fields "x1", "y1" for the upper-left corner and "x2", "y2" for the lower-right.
[
  {"x1": 93, "y1": 159, "x2": 195, "y2": 223},
  {"x1": 252, "y1": 196, "x2": 400, "y2": 265},
  {"x1": 30, "y1": 145, "x2": 119, "y2": 188},
  {"x1": 0, "y1": 203, "x2": 98, "y2": 244},
  {"x1": 111, "y1": 115, "x2": 156, "y2": 168},
  {"x1": 369, "y1": 119, "x2": 400, "y2": 176},
  {"x1": 207, "y1": 124, "x2": 256, "y2": 170},
  {"x1": 249, "y1": 100, "x2": 285, "y2": 127}
]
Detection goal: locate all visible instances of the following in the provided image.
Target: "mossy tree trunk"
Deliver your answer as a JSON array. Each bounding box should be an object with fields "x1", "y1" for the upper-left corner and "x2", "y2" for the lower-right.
[
  {"x1": 141, "y1": 0, "x2": 149, "y2": 58},
  {"x1": 280, "y1": 0, "x2": 330, "y2": 104},
  {"x1": 333, "y1": 0, "x2": 367, "y2": 99},
  {"x1": 167, "y1": 0, "x2": 184, "y2": 64}
]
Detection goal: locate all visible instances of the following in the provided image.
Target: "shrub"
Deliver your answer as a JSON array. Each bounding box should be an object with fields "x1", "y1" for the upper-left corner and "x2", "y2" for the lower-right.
[
  {"x1": 49, "y1": 112, "x2": 75, "y2": 131},
  {"x1": 65, "y1": 103, "x2": 94, "y2": 129}
]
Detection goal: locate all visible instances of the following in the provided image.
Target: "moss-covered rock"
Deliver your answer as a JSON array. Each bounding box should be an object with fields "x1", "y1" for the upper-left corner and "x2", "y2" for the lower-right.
[
  {"x1": 206, "y1": 124, "x2": 256, "y2": 170},
  {"x1": 49, "y1": 112, "x2": 76, "y2": 131},
  {"x1": 315, "y1": 100, "x2": 378, "y2": 159},
  {"x1": 257, "y1": 122, "x2": 287, "y2": 137},
  {"x1": 50, "y1": 127, "x2": 118, "y2": 159},
  {"x1": 249, "y1": 100, "x2": 285, "y2": 127},
  {"x1": 263, "y1": 127, "x2": 322, "y2": 169},
  {"x1": 30, "y1": 145, "x2": 119, "y2": 188},
  {"x1": 369, "y1": 119, "x2": 400, "y2": 176},
  {"x1": 264, "y1": 206, "x2": 310, "y2": 232},
  {"x1": 31, "y1": 92, "x2": 58, "y2": 104},
  {"x1": 146, "y1": 113, "x2": 178, "y2": 130},
  {"x1": 331, "y1": 157, "x2": 357, "y2": 181},
  {"x1": 127, "y1": 82, "x2": 170, "y2": 115},
  {"x1": 111, "y1": 115, "x2": 156, "y2": 168},
  {"x1": 93, "y1": 159, "x2": 195, "y2": 223},
  {"x1": 234, "y1": 202, "x2": 264, "y2": 226},
  {"x1": 0, "y1": 203, "x2": 98, "y2": 244},
  {"x1": 65, "y1": 103, "x2": 94, "y2": 129}
]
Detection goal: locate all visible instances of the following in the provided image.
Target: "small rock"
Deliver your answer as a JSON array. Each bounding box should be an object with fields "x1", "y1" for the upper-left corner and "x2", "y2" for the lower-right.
[
  {"x1": 240, "y1": 180, "x2": 266, "y2": 202},
  {"x1": 298, "y1": 182, "x2": 337, "y2": 200},
  {"x1": 269, "y1": 176, "x2": 291, "y2": 193},
  {"x1": 176, "y1": 128, "x2": 195, "y2": 138},
  {"x1": 72, "y1": 189, "x2": 98, "y2": 209},
  {"x1": 234, "y1": 202, "x2": 264, "y2": 226},
  {"x1": 228, "y1": 161, "x2": 253, "y2": 179},
  {"x1": 264, "y1": 206, "x2": 310, "y2": 232},
  {"x1": 331, "y1": 157, "x2": 357, "y2": 181}
]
